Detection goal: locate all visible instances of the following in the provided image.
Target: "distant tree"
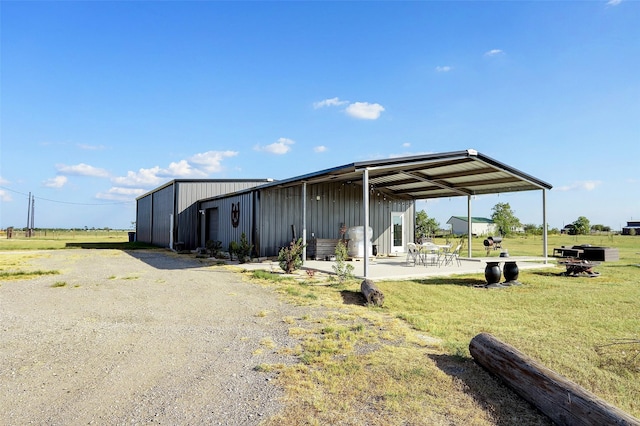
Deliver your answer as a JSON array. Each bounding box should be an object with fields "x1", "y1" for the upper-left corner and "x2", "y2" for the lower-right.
[
  {"x1": 415, "y1": 210, "x2": 439, "y2": 239},
  {"x1": 572, "y1": 216, "x2": 591, "y2": 235},
  {"x1": 491, "y1": 202, "x2": 521, "y2": 237},
  {"x1": 591, "y1": 224, "x2": 611, "y2": 233},
  {"x1": 523, "y1": 224, "x2": 542, "y2": 235}
]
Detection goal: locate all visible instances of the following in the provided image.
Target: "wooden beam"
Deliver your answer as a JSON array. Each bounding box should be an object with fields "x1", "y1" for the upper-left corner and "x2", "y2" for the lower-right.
[{"x1": 469, "y1": 333, "x2": 640, "y2": 426}]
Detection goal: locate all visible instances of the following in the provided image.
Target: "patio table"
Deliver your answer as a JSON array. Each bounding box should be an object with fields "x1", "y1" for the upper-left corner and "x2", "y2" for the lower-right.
[{"x1": 419, "y1": 244, "x2": 450, "y2": 266}]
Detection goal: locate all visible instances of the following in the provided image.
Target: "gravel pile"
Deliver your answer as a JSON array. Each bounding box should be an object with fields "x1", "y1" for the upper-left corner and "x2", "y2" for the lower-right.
[{"x1": 0, "y1": 249, "x2": 313, "y2": 425}]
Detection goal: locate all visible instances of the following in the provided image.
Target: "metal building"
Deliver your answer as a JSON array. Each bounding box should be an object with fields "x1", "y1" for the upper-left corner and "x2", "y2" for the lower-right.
[
  {"x1": 136, "y1": 150, "x2": 553, "y2": 278},
  {"x1": 197, "y1": 178, "x2": 415, "y2": 258},
  {"x1": 135, "y1": 179, "x2": 273, "y2": 249}
]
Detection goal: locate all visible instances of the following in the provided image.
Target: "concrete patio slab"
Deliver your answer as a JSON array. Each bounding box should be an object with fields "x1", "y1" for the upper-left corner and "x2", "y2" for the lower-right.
[{"x1": 241, "y1": 255, "x2": 556, "y2": 282}]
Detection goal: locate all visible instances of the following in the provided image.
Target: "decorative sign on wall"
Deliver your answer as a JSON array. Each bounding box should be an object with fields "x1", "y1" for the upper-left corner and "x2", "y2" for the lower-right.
[{"x1": 231, "y1": 202, "x2": 240, "y2": 228}]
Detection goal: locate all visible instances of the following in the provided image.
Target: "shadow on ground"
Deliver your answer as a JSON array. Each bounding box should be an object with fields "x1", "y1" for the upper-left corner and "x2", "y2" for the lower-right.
[
  {"x1": 410, "y1": 277, "x2": 486, "y2": 287},
  {"x1": 65, "y1": 242, "x2": 158, "y2": 250},
  {"x1": 428, "y1": 354, "x2": 552, "y2": 426},
  {"x1": 340, "y1": 290, "x2": 367, "y2": 306}
]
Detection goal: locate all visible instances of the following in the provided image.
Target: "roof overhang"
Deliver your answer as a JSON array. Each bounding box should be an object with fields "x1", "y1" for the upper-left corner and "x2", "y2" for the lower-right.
[{"x1": 263, "y1": 149, "x2": 552, "y2": 200}]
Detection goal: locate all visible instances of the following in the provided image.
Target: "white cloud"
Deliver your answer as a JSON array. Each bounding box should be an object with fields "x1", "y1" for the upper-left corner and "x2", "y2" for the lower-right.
[
  {"x1": 315, "y1": 97, "x2": 386, "y2": 120},
  {"x1": 77, "y1": 143, "x2": 106, "y2": 150},
  {"x1": 314, "y1": 145, "x2": 327, "y2": 153},
  {"x1": 402, "y1": 142, "x2": 411, "y2": 148},
  {"x1": 162, "y1": 160, "x2": 207, "y2": 178},
  {"x1": 189, "y1": 150, "x2": 238, "y2": 173},
  {"x1": 96, "y1": 187, "x2": 146, "y2": 201},
  {"x1": 43, "y1": 175, "x2": 68, "y2": 188},
  {"x1": 0, "y1": 189, "x2": 12, "y2": 202},
  {"x1": 255, "y1": 137, "x2": 295, "y2": 155},
  {"x1": 112, "y1": 167, "x2": 165, "y2": 188},
  {"x1": 554, "y1": 180, "x2": 602, "y2": 192},
  {"x1": 345, "y1": 102, "x2": 385, "y2": 120},
  {"x1": 56, "y1": 163, "x2": 110, "y2": 178},
  {"x1": 313, "y1": 97, "x2": 348, "y2": 109},
  {"x1": 435, "y1": 66, "x2": 452, "y2": 72},
  {"x1": 484, "y1": 49, "x2": 504, "y2": 57},
  {"x1": 111, "y1": 150, "x2": 238, "y2": 189},
  {"x1": 606, "y1": 0, "x2": 622, "y2": 6}
]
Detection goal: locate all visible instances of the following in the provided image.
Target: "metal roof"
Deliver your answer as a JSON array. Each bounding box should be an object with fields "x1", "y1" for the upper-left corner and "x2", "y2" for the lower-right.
[{"x1": 262, "y1": 149, "x2": 552, "y2": 200}]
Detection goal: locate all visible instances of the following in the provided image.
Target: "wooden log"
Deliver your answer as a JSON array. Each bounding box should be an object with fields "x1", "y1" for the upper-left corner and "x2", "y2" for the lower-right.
[
  {"x1": 360, "y1": 279, "x2": 384, "y2": 307},
  {"x1": 469, "y1": 333, "x2": 640, "y2": 426}
]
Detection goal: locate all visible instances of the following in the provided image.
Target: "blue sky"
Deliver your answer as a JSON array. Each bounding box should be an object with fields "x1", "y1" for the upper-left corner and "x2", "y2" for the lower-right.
[{"x1": 1, "y1": 1, "x2": 638, "y2": 231}]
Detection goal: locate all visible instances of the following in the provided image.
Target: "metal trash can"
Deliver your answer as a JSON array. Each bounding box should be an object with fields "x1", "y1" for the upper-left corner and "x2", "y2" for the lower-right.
[{"x1": 128, "y1": 232, "x2": 136, "y2": 242}]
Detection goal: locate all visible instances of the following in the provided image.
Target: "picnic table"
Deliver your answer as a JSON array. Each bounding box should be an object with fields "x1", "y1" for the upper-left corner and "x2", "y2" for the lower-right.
[{"x1": 558, "y1": 259, "x2": 600, "y2": 277}]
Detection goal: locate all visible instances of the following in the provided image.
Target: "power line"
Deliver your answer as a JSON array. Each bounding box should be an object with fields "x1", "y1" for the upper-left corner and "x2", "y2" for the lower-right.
[{"x1": 0, "y1": 185, "x2": 134, "y2": 206}]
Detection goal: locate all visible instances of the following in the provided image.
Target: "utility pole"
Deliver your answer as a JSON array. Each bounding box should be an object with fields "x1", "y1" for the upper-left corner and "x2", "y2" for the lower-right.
[
  {"x1": 26, "y1": 192, "x2": 31, "y2": 238},
  {"x1": 30, "y1": 195, "x2": 35, "y2": 236}
]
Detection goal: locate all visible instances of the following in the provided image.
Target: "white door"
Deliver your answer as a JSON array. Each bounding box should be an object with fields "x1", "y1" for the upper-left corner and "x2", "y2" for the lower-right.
[{"x1": 391, "y1": 212, "x2": 404, "y2": 253}]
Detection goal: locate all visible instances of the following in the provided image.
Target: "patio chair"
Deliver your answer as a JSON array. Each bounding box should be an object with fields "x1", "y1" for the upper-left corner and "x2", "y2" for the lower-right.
[
  {"x1": 442, "y1": 244, "x2": 462, "y2": 266},
  {"x1": 420, "y1": 242, "x2": 440, "y2": 266},
  {"x1": 406, "y1": 242, "x2": 421, "y2": 266}
]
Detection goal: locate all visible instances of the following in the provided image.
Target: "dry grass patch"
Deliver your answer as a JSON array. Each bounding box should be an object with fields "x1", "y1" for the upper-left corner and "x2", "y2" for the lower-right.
[{"x1": 248, "y1": 234, "x2": 640, "y2": 423}]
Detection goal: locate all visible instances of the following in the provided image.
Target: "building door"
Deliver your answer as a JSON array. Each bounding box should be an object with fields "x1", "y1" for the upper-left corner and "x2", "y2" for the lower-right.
[
  {"x1": 206, "y1": 208, "x2": 219, "y2": 242},
  {"x1": 391, "y1": 212, "x2": 404, "y2": 253}
]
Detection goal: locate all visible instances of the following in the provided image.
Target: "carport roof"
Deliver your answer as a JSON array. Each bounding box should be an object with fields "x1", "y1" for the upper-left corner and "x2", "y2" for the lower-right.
[{"x1": 263, "y1": 149, "x2": 552, "y2": 200}]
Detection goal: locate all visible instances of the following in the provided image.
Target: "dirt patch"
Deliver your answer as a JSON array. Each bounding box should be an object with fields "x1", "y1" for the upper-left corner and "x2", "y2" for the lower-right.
[{"x1": 0, "y1": 249, "x2": 314, "y2": 425}]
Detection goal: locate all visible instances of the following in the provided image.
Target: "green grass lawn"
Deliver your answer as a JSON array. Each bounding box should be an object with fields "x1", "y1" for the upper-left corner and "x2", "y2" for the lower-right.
[
  {"x1": 254, "y1": 234, "x2": 640, "y2": 423},
  {"x1": 0, "y1": 230, "x2": 154, "y2": 250}
]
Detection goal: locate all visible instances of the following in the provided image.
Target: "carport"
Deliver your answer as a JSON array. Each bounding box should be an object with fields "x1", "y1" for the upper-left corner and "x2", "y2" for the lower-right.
[{"x1": 293, "y1": 149, "x2": 553, "y2": 278}]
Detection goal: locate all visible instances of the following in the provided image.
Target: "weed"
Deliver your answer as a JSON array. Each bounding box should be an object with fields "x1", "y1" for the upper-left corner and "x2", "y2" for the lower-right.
[
  {"x1": 0, "y1": 270, "x2": 59, "y2": 280},
  {"x1": 50, "y1": 281, "x2": 67, "y2": 288},
  {"x1": 251, "y1": 270, "x2": 293, "y2": 282}
]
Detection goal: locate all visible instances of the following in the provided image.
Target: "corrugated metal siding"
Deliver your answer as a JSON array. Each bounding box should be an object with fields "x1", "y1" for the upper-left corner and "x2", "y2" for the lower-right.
[
  {"x1": 199, "y1": 193, "x2": 254, "y2": 253},
  {"x1": 257, "y1": 182, "x2": 414, "y2": 257},
  {"x1": 151, "y1": 184, "x2": 175, "y2": 247},
  {"x1": 175, "y1": 181, "x2": 269, "y2": 249},
  {"x1": 135, "y1": 194, "x2": 153, "y2": 243}
]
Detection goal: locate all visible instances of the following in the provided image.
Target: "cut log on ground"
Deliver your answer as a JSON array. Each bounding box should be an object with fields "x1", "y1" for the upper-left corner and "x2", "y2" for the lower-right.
[
  {"x1": 360, "y1": 279, "x2": 384, "y2": 307},
  {"x1": 469, "y1": 333, "x2": 640, "y2": 426}
]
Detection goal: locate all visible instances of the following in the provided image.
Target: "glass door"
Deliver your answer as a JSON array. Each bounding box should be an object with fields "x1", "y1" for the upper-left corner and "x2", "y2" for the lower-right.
[{"x1": 391, "y1": 212, "x2": 404, "y2": 253}]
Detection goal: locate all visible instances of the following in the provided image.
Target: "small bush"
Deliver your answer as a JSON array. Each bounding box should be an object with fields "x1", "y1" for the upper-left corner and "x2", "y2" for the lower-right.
[
  {"x1": 278, "y1": 238, "x2": 306, "y2": 273},
  {"x1": 230, "y1": 233, "x2": 253, "y2": 263},
  {"x1": 205, "y1": 240, "x2": 223, "y2": 258},
  {"x1": 332, "y1": 241, "x2": 354, "y2": 282}
]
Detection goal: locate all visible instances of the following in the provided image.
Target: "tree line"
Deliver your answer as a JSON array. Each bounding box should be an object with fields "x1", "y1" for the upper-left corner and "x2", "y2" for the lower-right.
[{"x1": 416, "y1": 202, "x2": 614, "y2": 238}]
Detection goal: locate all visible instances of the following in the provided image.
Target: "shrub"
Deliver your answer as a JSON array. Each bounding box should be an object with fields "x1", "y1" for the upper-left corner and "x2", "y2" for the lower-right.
[
  {"x1": 332, "y1": 240, "x2": 354, "y2": 282},
  {"x1": 231, "y1": 233, "x2": 253, "y2": 263},
  {"x1": 278, "y1": 238, "x2": 306, "y2": 273},
  {"x1": 205, "y1": 240, "x2": 223, "y2": 258}
]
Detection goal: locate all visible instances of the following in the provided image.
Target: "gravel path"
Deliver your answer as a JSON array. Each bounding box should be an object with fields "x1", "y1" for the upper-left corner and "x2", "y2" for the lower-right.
[{"x1": 0, "y1": 249, "x2": 311, "y2": 425}]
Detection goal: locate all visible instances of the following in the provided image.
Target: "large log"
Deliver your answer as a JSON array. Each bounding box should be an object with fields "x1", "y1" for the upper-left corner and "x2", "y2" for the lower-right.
[
  {"x1": 469, "y1": 333, "x2": 640, "y2": 426},
  {"x1": 360, "y1": 279, "x2": 384, "y2": 307}
]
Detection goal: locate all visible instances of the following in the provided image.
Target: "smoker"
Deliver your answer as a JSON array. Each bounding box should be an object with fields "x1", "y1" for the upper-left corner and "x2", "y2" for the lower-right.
[{"x1": 483, "y1": 236, "x2": 503, "y2": 254}]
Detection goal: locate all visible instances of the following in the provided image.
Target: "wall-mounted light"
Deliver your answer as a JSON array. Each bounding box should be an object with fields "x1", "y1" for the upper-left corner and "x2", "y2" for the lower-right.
[{"x1": 316, "y1": 195, "x2": 321, "y2": 201}]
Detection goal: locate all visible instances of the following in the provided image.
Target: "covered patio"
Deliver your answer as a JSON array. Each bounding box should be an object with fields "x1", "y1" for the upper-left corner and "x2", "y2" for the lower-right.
[{"x1": 293, "y1": 149, "x2": 553, "y2": 279}]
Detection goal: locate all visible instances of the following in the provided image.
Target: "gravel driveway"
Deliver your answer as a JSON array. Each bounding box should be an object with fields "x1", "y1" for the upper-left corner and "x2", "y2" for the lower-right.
[{"x1": 0, "y1": 249, "x2": 311, "y2": 425}]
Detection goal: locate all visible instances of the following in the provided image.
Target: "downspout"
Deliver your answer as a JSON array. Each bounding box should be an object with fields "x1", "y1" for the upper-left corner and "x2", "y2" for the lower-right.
[
  {"x1": 363, "y1": 168, "x2": 370, "y2": 278},
  {"x1": 172, "y1": 182, "x2": 177, "y2": 250},
  {"x1": 302, "y1": 182, "x2": 307, "y2": 264}
]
